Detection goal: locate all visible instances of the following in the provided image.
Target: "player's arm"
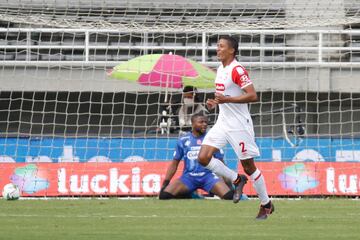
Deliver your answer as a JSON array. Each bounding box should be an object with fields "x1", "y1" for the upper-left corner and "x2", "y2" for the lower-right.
[
  {"x1": 215, "y1": 84, "x2": 258, "y2": 104},
  {"x1": 161, "y1": 139, "x2": 183, "y2": 192},
  {"x1": 161, "y1": 159, "x2": 181, "y2": 192}
]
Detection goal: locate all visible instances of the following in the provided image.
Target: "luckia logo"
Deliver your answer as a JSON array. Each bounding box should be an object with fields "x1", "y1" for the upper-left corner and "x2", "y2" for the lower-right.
[
  {"x1": 278, "y1": 163, "x2": 319, "y2": 193},
  {"x1": 10, "y1": 164, "x2": 50, "y2": 194}
]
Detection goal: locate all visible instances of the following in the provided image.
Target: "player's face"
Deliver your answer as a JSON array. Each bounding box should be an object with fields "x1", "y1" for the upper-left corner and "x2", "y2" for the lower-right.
[
  {"x1": 217, "y1": 39, "x2": 235, "y2": 62},
  {"x1": 192, "y1": 116, "x2": 208, "y2": 134}
]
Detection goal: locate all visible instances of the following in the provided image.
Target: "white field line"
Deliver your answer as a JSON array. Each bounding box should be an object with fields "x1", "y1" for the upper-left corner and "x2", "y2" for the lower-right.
[
  {"x1": 14, "y1": 197, "x2": 360, "y2": 201},
  {"x1": 0, "y1": 213, "x2": 358, "y2": 219},
  {"x1": 0, "y1": 213, "x2": 230, "y2": 218}
]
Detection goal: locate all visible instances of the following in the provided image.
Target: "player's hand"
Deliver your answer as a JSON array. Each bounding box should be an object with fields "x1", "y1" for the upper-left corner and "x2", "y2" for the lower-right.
[
  {"x1": 214, "y1": 93, "x2": 228, "y2": 103},
  {"x1": 206, "y1": 99, "x2": 218, "y2": 110},
  {"x1": 160, "y1": 180, "x2": 170, "y2": 193}
]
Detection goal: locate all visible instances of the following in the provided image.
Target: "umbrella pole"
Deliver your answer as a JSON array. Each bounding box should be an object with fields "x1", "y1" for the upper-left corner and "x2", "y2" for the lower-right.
[
  {"x1": 164, "y1": 74, "x2": 169, "y2": 103},
  {"x1": 164, "y1": 75, "x2": 170, "y2": 134},
  {"x1": 164, "y1": 88, "x2": 168, "y2": 103}
]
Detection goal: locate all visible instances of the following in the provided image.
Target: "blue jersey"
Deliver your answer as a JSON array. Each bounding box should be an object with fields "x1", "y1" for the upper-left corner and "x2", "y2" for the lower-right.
[{"x1": 173, "y1": 132, "x2": 224, "y2": 175}]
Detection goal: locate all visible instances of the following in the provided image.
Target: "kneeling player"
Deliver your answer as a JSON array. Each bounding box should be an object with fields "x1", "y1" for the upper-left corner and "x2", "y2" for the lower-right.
[{"x1": 159, "y1": 113, "x2": 245, "y2": 200}]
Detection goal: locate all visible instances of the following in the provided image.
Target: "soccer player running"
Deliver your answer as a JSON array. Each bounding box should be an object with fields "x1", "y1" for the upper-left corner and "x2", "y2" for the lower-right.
[
  {"x1": 198, "y1": 35, "x2": 274, "y2": 220},
  {"x1": 159, "y1": 113, "x2": 235, "y2": 200}
]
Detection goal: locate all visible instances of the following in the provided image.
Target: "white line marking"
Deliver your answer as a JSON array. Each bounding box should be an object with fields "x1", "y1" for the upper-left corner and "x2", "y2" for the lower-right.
[{"x1": 0, "y1": 213, "x2": 231, "y2": 218}]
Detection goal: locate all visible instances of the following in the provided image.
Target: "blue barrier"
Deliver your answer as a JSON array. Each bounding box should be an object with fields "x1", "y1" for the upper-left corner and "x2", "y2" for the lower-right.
[{"x1": 0, "y1": 137, "x2": 359, "y2": 168}]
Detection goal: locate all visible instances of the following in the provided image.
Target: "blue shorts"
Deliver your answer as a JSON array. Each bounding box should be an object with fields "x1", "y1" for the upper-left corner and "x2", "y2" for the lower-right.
[{"x1": 180, "y1": 172, "x2": 220, "y2": 193}]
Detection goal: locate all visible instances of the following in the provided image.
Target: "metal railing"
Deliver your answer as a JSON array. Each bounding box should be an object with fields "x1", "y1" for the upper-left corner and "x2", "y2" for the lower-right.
[{"x1": 1, "y1": 28, "x2": 360, "y2": 68}]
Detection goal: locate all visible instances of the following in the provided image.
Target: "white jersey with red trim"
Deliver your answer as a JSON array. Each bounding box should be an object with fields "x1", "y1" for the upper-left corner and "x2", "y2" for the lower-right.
[{"x1": 215, "y1": 59, "x2": 254, "y2": 129}]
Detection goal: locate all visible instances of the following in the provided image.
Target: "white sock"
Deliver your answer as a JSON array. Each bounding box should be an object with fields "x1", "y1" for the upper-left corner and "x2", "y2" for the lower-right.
[
  {"x1": 206, "y1": 157, "x2": 238, "y2": 182},
  {"x1": 250, "y1": 168, "x2": 270, "y2": 205}
]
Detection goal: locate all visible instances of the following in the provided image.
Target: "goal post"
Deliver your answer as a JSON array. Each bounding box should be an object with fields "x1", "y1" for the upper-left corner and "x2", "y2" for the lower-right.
[{"x1": 0, "y1": 0, "x2": 360, "y2": 197}]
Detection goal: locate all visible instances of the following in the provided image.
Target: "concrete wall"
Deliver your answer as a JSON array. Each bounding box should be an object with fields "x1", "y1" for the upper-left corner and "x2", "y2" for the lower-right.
[{"x1": 1, "y1": 66, "x2": 360, "y2": 92}]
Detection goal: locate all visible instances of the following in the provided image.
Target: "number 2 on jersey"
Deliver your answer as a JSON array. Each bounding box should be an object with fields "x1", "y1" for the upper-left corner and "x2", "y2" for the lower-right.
[{"x1": 239, "y1": 141, "x2": 247, "y2": 153}]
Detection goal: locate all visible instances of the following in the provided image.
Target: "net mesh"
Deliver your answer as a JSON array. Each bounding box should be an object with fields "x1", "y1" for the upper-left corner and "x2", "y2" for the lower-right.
[{"x1": 0, "y1": 0, "x2": 359, "y2": 31}]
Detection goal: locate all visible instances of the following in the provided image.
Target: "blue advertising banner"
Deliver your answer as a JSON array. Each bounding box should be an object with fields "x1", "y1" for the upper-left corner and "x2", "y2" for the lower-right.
[{"x1": 0, "y1": 137, "x2": 359, "y2": 170}]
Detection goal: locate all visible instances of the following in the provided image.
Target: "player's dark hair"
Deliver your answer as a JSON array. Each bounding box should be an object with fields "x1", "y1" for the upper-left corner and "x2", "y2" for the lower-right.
[
  {"x1": 191, "y1": 112, "x2": 207, "y2": 123},
  {"x1": 219, "y1": 35, "x2": 239, "y2": 58}
]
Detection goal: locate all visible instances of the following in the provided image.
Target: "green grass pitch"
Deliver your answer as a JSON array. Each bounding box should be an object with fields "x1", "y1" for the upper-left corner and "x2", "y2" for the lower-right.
[{"x1": 0, "y1": 198, "x2": 359, "y2": 240}]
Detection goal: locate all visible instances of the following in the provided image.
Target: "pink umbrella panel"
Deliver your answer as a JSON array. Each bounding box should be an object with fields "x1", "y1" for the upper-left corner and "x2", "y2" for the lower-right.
[{"x1": 109, "y1": 54, "x2": 216, "y2": 89}]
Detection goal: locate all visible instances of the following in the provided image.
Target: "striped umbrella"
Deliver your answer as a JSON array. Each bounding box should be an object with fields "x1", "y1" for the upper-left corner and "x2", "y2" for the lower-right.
[{"x1": 108, "y1": 53, "x2": 215, "y2": 90}]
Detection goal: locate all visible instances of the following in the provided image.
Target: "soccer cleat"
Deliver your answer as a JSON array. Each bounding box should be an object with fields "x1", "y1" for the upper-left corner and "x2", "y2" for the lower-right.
[
  {"x1": 256, "y1": 201, "x2": 275, "y2": 220},
  {"x1": 232, "y1": 174, "x2": 248, "y2": 203}
]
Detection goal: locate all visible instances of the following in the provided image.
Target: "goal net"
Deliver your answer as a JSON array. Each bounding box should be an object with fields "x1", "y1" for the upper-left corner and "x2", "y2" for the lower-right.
[{"x1": 0, "y1": 0, "x2": 360, "y2": 197}]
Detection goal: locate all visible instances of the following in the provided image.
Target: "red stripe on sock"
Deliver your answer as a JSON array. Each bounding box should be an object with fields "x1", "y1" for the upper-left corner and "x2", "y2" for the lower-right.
[{"x1": 254, "y1": 173, "x2": 262, "y2": 181}]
